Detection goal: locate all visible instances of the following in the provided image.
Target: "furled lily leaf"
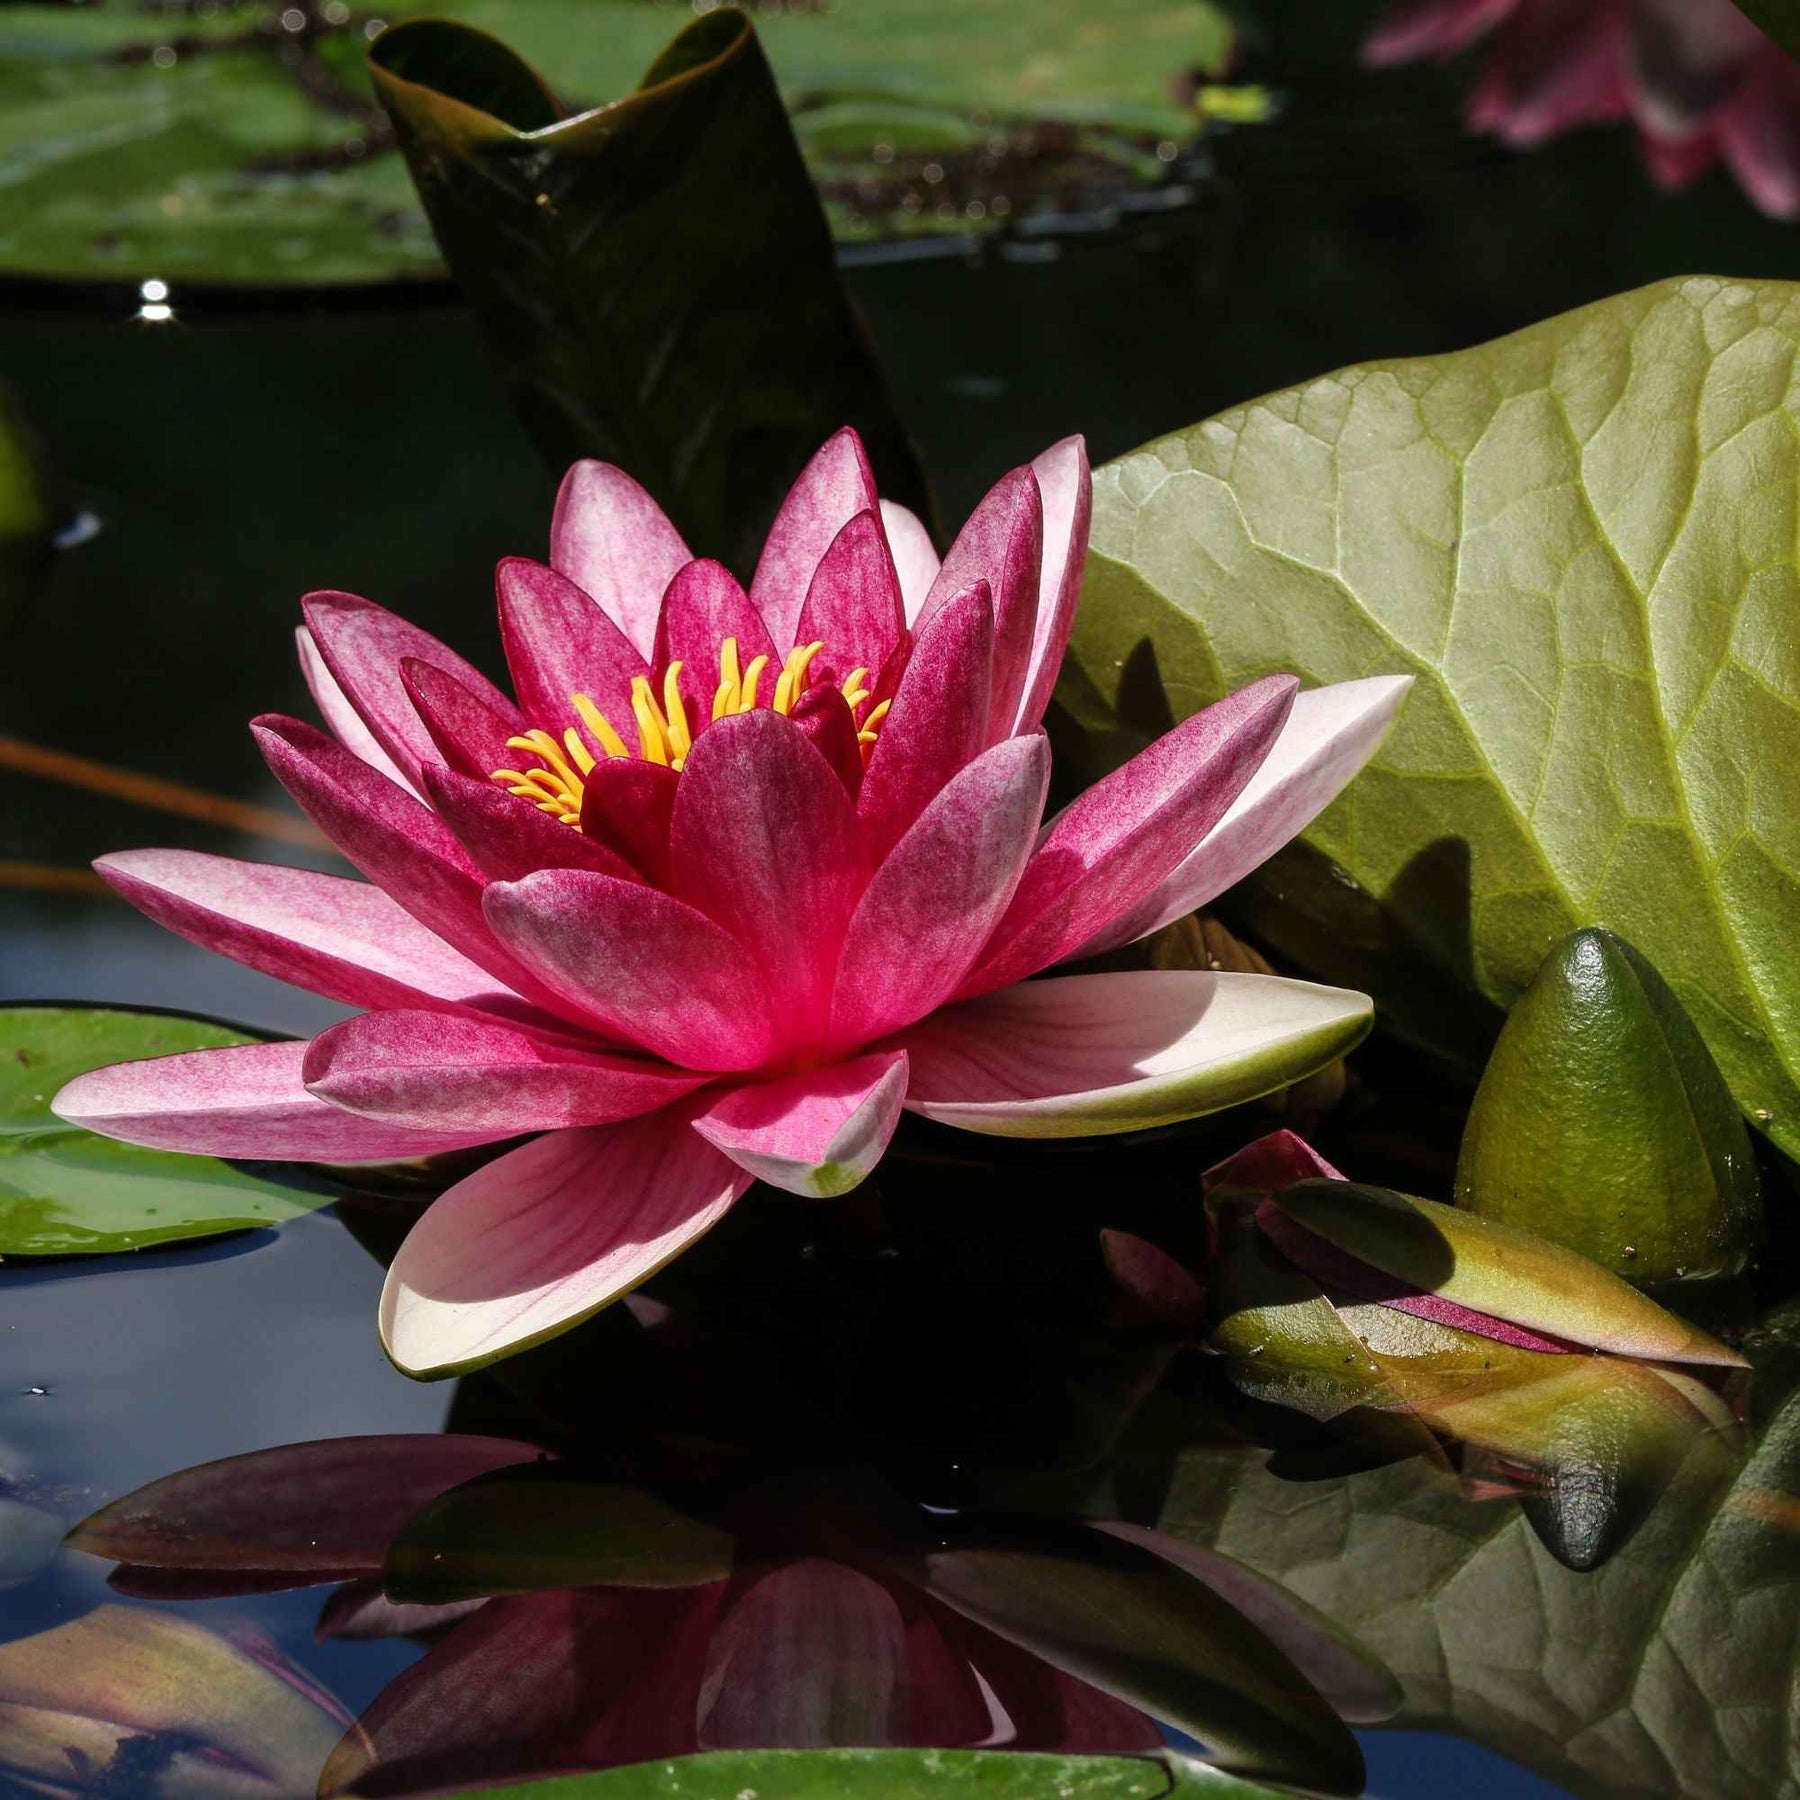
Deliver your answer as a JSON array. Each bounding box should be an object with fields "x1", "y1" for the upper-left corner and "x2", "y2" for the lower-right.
[
  {"x1": 369, "y1": 10, "x2": 928, "y2": 571},
  {"x1": 1066, "y1": 276, "x2": 1800, "y2": 1153},
  {"x1": 910, "y1": 1519, "x2": 1365, "y2": 1794},
  {"x1": 1457, "y1": 927, "x2": 1762, "y2": 1283},
  {"x1": 1270, "y1": 1179, "x2": 1746, "y2": 1368},
  {"x1": 0, "y1": 1604, "x2": 349, "y2": 1799},
  {"x1": 422, "y1": 1749, "x2": 1294, "y2": 1798},
  {"x1": 1159, "y1": 1329, "x2": 1800, "y2": 1799},
  {"x1": 384, "y1": 1464, "x2": 735, "y2": 1603},
  {"x1": 65, "y1": 1434, "x2": 543, "y2": 1586},
  {"x1": 0, "y1": 1006, "x2": 328, "y2": 1255}
]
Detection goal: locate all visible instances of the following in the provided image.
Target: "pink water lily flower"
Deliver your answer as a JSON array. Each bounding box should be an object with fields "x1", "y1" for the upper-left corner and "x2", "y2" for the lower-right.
[
  {"x1": 1368, "y1": 0, "x2": 1800, "y2": 220},
  {"x1": 54, "y1": 429, "x2": 1408, "y2": 1377}
]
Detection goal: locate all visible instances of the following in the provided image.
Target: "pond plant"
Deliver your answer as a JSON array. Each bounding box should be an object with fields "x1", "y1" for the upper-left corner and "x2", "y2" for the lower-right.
[{"x1": 9, "y1": 3, "x2": 1800, "y2": 1799}]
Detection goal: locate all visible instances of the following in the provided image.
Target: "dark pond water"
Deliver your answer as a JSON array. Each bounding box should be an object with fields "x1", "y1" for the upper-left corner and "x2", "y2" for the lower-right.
[{"x1": 4, "y1": 3, "x2": 1800, "y2": 1797}]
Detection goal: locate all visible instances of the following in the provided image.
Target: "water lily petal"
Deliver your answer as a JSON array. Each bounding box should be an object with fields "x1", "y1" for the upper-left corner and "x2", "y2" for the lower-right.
[
  {"x1": 880, "y1": 499, "x2": 940, "y2": 624},
  {"x1": 919, "y1": 466, "x2": 1042, "y2": 745},
  {"x1": 580, "y1": 757, "x2": 680, "y2": 887},
  {"x1": 94, "y1": 848, "x2": 519, "y2": 1015},
  {"x1": 549, "y1": 459, "x2": 692, "y2": 659},
  {"x1": 654, "y1": 558, "x2": 776, "y2": 731},
  {"x1": 401, "y1": 656, "x2": 526, "y2": 782},
  {"x1": 697, "y1": 1561, "x2": 910, "y2": 1749},
  {"x1": 857, "y1": 583, "x2": 994, "y2": 864},
  {"x1": 302, "y1": 590, "x2": 514, "y2": 791},
  {"x1": 1363, "y1": 0, "x2": 1518, "y2": 64},
  {"x1": 1074, "y1": 677, "x2": 1414, "y2": 958},
  {"x1": 484, "y1": 869, "x2": 775, "y2": 1072},
  {"x1": 962, "y1": 675, "x2": 1299, "y2": 996},
  {"x1": 66, "y1": 1435, "x2": 539, "y2": 1575},
  {"x1": 1204, "y1": 1127, "x2": 1346, "y2": 1198},
  {"x1": 690, "y1": 1050, "x2": 908, "y2": 1198},
  {"x1": 254, "y1": 715, "x2": 564, "y2": 1013},
  {"x1": 750, "y1": 426, "x2": 880, "y2": 652},
  {"x1": 380, "y1": 1114, "x2": 751, "y2": 1377},
  {"x1": 1013, "y1": 435, "x2": 1092, "y2": 735},
  {"x1": 671, "y1": 709, "x2": 868, "y2": 1054},
  {"x1": 795, "y1": 509, "x2": 905, "y2": 686},
  {"x1": 304, "y1": 1010, "x2": 706, "y2": 1135},
  {"x1": 830, "y1": 734, "x2": 1049, "y2": 1049},
  {"x1": 789, "y1": 683, "x2": 864, "y2": 798},
  {"x1": 422, "y1": 765, "x2": 638, "y2": 884},
  {"x1": 899, "y1": 970, "x2": 1372, "y2": 1138},
  {"x1": 52, "y1": 1039, "x2": 502, "y2": 1161},
  {"x1": 496, "y1": 556, "x2": 648, "y2": 732},
  {"x1": 1269, "y1": 1180, "x2": 1748, "y2": 1369},
  {"x1": 297, "y1": 625, "x2": 417, "y2": 795}
]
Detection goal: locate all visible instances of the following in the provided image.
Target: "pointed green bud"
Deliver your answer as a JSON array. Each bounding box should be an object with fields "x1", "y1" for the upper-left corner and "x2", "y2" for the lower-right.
[{"x1": 1456, "y1": 928, "x2": 1761, "y2": 1285}]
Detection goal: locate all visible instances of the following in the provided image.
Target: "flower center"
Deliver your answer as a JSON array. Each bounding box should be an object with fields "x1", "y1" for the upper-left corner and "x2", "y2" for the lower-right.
[{"x1": 491, "y1": 635, "x2": 892, "y2": 828}]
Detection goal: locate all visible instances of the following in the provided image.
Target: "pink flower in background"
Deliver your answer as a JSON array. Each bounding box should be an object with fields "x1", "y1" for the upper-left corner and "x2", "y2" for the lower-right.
[
  {"x1": 53, "y1": 428, "x2": 1407, "y2": 1377},
  {"x1": 1367, "y1": 0, "x2": 1800, "y2": 219}
]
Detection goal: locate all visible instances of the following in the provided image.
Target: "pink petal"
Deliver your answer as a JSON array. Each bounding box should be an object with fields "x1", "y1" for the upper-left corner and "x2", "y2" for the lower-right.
[
  {"x1": 880, "y1": 500, "x2": 941, "y2": 626},
  {"x1": 421, "y1": 765, "x2": 638, "y2": 884},
  {"x1": 1363, "y1": 0, "x2": 1519, "y2": 64},
  {"x1": 580, "y1": 758, "x2": 680, "y2": 887},
  {"x1": 95, "y1": 848, "x2": 520, "y2": 1015},
  {"x1": 750, "y1": 427, "x2": 880, "y2": 653},
  {"x1": 1467, "y1": 0, "x2": 1628, "y2": 146},
  {"x1": 496, "y1": 557, "x2": 648, "y2": 734},
  {"x1": 1098, "y1": 1230, "x2": 1207, "y2": 1329},
  {"x1": 1719, "y1": 50, "x2": 1800, "y2": 220},
  {"x1": 52, "y1": 1039, "x2": 504, "y2": 1161},
  {"x1": 1013, "y1": 436, "x2": 1092, "y2": 736},
  {"x1": 918, "y1": 468, "x2": 1042, "y2": 747},
  {"x1": 1071, "y1": 676, "x2": 1413, "y2": 959},
  {"x1": 829, "y1": 734, "x2": 1049, "y2": 1050},
  {"x1": 1203, "y1": 1127, "x2": 1346, "y2": 1197},
  {"x1": 789, "y1": 684, "x2": 864, "y2": 799},
  {"x1": 857, "y1": 583, "x2": 994, "y2": 865},
  {"x1": 379, "y1": 1114, "x2": 752, "y2": 1377},
  {"x1": 689, "y1": 1050, "x2": 908, "y2": 1198},
  {"x1": 483, "y1": 869, "x2": 775, "y2": 1072},
  {"x1": 254, "y1": 716, "x2": 564, "y2": 1015},
  {"x1": 794, "y1": 509, "x2": 905, "y2": 685},
  {"x1": 67, "y1": 1435, "x2": 539, "y2": 1575},
  {"x1": 670, "y1": 709, "x2": 868, "y2": 1059},
  {"x1": 961, "y1": 675, "x2": 1298, "y2": 997},
  {"x1": 401, "y1": 657, "x2": 526, "y2": 783},
  {"x1": 296, "y1": 626, "x2": 417, "y2": 795},
  {"x1": 697, "y1": 1561, "x2": 910, "y2": 1749},
  {"x1": 304, "y1": 1010, "x2": 705, "y2": 1135},
  {"x1": 550, "y1": 460, "x2": 692, "y2": 660},
  {"x1": 302, "y1": 591, "x2": 515, "y2": 792},
  {"x1": 653, "y1": 559, "x2": 776, "y2": 732},
  {"x1": 898, "y1": 970, "x2": 1371, "y2": 1138}
]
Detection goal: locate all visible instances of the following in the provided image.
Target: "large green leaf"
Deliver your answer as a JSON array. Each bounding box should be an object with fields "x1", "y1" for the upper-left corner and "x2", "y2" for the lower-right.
[
  {"x1": 0, "y1": 1005, "x2": 329, "y2": 1255},
  {"x1": 438, "y1": 1749, "x2": 1290, "y2": 1800},
  {"x1": 0, "y1": 0, "x2": 1231, "y2": 287},
  {"x1": 1066, "y1": 275, "x2": 1800, "y2": 1152},
  {"x1": 1156, "y1": 1341, "x2": 1800, "y2": 1800},
  {"x1": 368, "y1": 9, "x2": 928, "y2": 570}
]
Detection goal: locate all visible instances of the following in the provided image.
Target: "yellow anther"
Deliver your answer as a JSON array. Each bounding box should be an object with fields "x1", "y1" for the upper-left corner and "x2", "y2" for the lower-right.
[
  {"x1": 860, "y1": 698, "x2": 892, "y2": 733},
  {"x1": 562, "y1": 728, "x2": 596, "y2": 777},
  {"x1": 720, "y1": 637, "x2": 742, "y2": 692},
  {"x1": 773, "y1": 641, "x2": 826, "y2": 716},
  {"x1": 629, "y1": 676, "x2": 671, "y2": 767},
  {"x1": 571, "y1": 694, "x2": 631, "y2": 762},
  {"x1": 841, "y1": 667, "x2": 871, "y2": 711},
  {"x1": 739, "y1": 654, "x2": 768, "y2": 712},
  {"x1": 662, "y1": 662, "x2": 692, "y2": 767}
]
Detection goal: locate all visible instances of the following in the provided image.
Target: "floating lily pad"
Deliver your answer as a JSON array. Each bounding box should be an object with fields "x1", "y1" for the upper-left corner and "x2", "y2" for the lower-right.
[
  {"x1": 0, "y1": 0, "x2": 1232, "y2": 286},
  {"x1": 0, "y1": 1005, "x2": 329, "y2": 1255},
  {"x1": 1067, "y1": 276, "x2": 1800, "y2": 1154}
]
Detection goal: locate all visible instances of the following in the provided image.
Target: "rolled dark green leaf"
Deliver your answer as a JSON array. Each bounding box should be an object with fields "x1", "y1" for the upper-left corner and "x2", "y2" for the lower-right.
[
  {"x1": 1457, "y1": 927, "x2": 1762, "y2": 1284},
  {"x1": 369, "y1": 11, "x2": 929, "y2": 573}
]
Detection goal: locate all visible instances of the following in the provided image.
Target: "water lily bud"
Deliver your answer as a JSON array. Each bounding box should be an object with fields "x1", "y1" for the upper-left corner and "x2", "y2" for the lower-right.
[{"x1": 1456, "y1": 928, "x2": 1761, "y2": 1285}]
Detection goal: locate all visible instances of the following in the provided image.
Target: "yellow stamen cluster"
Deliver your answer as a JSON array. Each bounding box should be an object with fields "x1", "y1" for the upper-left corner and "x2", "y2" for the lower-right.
[{"x1": 492, "y1": 636, "x2": 890, "y2": 829}]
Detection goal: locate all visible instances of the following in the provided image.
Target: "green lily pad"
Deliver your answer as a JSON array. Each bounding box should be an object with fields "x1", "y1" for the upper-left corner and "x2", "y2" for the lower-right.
[
  {"x1": 0, "y1": 1005, "x2": 329, "y2": 1256},
  {"x1": 0, "y1": 0, "x2": 1232, "y2": 287},
  {"x1": 1457, "y1": 927, "x2": 1763, "y2": 1284},
  {"x1": 441, "y1": 1749, "x2": 1290, "y2": 1799},
  {"x1": 1066, "y1": 276, "x2": 1800, "y2": 1156}
]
